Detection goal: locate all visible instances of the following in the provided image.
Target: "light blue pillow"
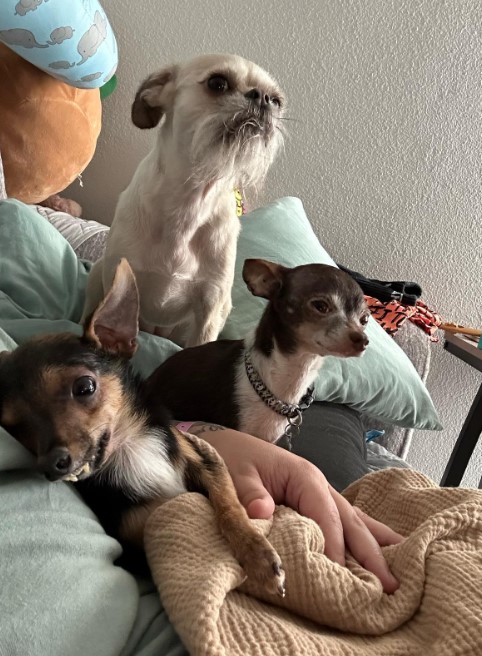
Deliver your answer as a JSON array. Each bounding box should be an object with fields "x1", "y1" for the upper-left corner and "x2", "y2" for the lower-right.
[{"x1": 221, "y1": 197, "x2": 442, "y2": 431}]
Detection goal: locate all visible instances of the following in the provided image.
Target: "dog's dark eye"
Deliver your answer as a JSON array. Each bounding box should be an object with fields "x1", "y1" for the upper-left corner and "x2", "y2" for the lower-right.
[
  {"x1": 311, "y1": 300, "x2": 330, "y2": 314},
  {"x1": 207, "y1": 75, "x2": 229, "y2": 93},
  {"x1": 72, "y1": 376, "x2": 96, "y2": 397},
  {"x1": 360, "y1": 313, "x2": 370, "y2": 325},
  {"x1": 271, "y1": 97, "x2": 281, "y2": 108}
]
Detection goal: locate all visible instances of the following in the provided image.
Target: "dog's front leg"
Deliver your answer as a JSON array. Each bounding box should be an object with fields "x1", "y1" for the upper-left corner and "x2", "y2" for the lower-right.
[
  {"x1": 178, "y1": 430, "x2": 285, "y2": 597},
  {"x1": 185, "y1": 288, "x2": 228, "y2": 347},
  {"x1": 220, "y1": 295, "x2": 233, "y2": 324}
]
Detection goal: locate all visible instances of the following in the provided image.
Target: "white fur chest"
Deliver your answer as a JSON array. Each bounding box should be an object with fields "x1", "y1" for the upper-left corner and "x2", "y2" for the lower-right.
[{"x1": 102, "y1": 429, "x2": 186, "y2": 501}]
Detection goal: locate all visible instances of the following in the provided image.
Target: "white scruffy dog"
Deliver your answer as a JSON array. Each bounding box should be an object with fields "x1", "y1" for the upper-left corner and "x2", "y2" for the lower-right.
[{"x1": 83, "y1": 53, "x2": 285, "y2": 347}]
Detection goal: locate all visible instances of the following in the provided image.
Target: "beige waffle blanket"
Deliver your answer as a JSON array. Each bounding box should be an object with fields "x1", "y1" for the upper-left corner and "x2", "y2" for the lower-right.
[{"x1": 144, "y1": 468, "x2": 482, "y2": 656}]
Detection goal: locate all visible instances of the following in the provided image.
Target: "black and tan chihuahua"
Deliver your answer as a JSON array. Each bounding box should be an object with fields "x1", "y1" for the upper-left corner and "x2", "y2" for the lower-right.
[
  {"x1": 144, "y1": 259, "x2": 369, "y2": 444},
  {"x1": 0, "y1": 259, "x2": 285, "y2": 595}
]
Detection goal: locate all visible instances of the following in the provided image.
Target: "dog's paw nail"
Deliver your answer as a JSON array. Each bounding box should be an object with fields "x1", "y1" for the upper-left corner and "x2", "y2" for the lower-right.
[
  {"x1": 271, "y1": 558, "x2": 285, "y2": 597},
  {"x1": 272, "y1": 561, "x2": 283, "y2": 577}
]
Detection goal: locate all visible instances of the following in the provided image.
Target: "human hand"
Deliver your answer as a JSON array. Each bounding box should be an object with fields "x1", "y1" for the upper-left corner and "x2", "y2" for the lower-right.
[{"x1": 188, "y1": 423, "x2": 403, "y2": 594}]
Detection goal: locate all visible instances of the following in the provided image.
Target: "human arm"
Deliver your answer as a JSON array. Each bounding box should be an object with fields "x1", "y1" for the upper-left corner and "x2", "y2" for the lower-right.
[{"x1": 184, "y1": 422, "x2": 402, "y2": 594}]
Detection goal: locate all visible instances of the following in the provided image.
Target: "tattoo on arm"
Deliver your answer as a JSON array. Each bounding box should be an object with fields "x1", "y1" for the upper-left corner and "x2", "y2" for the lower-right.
[{"x1": 183, "y1": 421, "x2": 227, "y2": 435}]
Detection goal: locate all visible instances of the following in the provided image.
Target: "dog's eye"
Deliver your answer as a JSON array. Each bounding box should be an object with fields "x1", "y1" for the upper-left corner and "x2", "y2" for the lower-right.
[
  {"x1": 311, "y1": 300, "x2": 330, "y2": 314},
  {"x1": 271, "y1": 97, "x2": 281, "y2": 108},
  {"x1": 207, "y1": 75, "x2": 229, "y2": 93},
  {"x1": 72, "y1": 376, "x2": 96, "y2": 397},
  {"x1": 360, "y1": 313, "x2": 370, "y2": 325}
]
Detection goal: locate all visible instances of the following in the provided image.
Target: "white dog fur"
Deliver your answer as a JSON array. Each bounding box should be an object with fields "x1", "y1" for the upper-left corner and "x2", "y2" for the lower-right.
[{"x1": 83, "y1": 53, "x2": 285, "y2": 347}]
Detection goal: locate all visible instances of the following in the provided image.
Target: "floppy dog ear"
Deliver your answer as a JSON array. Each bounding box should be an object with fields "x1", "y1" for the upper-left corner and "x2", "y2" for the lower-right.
[
  {"x1": 131, "y1": 66, "x2": 178, "y2": 129},
  {"x1": 84, "y1": 259, "x2": 140, "y2": 358},
  {"x1": 242, "y1": 259, "x2": 288, "y2": 300}
]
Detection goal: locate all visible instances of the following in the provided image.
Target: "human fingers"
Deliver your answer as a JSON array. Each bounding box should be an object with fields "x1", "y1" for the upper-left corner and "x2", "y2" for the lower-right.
[
  {"x1": 286, "y1": 462, "x2": 346, "y2": 566},
  {"x1": 330, "y1": 489, "x2": 400, "y2": 594},
  {"x1": 352, "y1": 506, "x2": 404, "y2": 546}
]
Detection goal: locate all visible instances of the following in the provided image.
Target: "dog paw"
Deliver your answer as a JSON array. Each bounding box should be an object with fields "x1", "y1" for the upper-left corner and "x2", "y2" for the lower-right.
[{"x1": 238, "y1": 534, "x2": 285, "y2": 597}]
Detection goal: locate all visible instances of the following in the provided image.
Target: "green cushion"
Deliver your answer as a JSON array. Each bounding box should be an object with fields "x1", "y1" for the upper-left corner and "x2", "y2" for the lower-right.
[{"x1": 221, "y1": 197, "x2": 441, "y2": 431}]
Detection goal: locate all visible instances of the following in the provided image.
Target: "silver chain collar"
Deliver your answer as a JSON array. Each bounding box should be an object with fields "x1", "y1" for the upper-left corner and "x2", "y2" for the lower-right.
[{"x1": 244, "y1": 349, "x2": 315, "y2": 450}]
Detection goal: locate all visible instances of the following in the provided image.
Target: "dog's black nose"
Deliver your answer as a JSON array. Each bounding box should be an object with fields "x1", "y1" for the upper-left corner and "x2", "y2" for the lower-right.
[
  {"x1": 350, "y1": 331, "x2": 369, "y2": 350},
  {"x1": 245, "y1": 88, "x2": 271, "y2": 108},
  {"x1": 42, "y1": 447, "x2": 73, "y2": 480}
]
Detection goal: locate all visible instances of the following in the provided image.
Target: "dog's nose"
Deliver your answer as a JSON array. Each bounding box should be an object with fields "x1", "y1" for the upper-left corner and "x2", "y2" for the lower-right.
[
  {"x1": 245, "y1": 88, "x2": 271, "y2": 108},
  {"x1": 350, "y1": 331, "x2": 369, "y2": 350},
  {"x1": 41, "y1": 447, "x2": 73, "y2": 481}
]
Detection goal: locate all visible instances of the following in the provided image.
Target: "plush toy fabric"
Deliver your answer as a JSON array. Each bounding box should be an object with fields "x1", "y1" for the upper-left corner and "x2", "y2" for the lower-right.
[
  {"x1": 0, "y1": 42, "x2": 101, "y2": 204},
  {"x1": 0, "y1": 0, "x2": 118, "y2": 89}
]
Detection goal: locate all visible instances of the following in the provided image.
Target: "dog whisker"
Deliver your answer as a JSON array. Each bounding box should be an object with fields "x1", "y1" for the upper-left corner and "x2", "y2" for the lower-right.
[
  {"x1": 276, "y1": 116, "x2": 300, "y2": 123},
  {"x1": 91, "y1": 421, "x2": 110, "y2": 434}
]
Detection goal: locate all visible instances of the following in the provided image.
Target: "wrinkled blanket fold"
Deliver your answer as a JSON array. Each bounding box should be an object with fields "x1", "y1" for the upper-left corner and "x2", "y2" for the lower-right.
[{"x1": 144, "y1": 468, "x2": 482, "y2": 656}]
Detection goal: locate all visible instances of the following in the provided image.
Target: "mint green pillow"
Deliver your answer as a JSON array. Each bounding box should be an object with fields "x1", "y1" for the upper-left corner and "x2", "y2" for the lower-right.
[{"x1": 221, "y1": 197, "x2": 441, "y2": 431}]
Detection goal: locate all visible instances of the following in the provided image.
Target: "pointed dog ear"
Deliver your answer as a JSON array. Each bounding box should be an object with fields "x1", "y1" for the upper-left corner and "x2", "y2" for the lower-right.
[
  {"x1": 242, "y1": 259, "x2": 288, "y2": 300},
  {"x1": 131, "y1": 65, "x2": 178, "y2": 129},
  {"x1": 84, "y1": 259, "x2": 139, "y2": 358}
]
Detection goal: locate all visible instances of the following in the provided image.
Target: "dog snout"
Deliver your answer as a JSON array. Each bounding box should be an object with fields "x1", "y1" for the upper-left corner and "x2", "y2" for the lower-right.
[
  {"x1": 39, "y1": 446, "x2": 73, "y2": 481},
  {"x1": 244, "y1": 88, "x2": 271, "y2": 109},
  {"x1": 349, "y1": 331, "x2": 369, "y2": 352}
]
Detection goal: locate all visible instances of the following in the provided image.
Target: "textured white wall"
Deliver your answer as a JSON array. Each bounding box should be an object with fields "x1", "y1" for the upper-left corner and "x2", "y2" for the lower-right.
[{"x1": 67, "y1": 0, "x2": 482, "y2": 486}]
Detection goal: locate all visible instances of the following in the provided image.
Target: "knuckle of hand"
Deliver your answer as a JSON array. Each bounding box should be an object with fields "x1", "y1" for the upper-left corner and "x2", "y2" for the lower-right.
[
  {"x1": 353, "y1": 506, "x2": 368, "y2": 521},
  {"x1": 302, "y1": 461, "x2": 328, "y2": 486},
  {"x1": 349, "y1": 507, "x2": 367, "y2": 530}
]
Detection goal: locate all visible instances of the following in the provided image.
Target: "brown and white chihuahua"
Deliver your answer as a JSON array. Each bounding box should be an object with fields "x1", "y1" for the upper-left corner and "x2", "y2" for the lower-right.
[
  {"x1": 144, "y1": 259, "x2": 369, "y2": 444},
  {"x1": 0, "y1": 259, "x2": 285, "y2": 595}
]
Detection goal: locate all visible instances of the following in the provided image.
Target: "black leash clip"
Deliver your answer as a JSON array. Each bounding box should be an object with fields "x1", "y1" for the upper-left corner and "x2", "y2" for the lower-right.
[{"x1": 298, "y1": 386, "x2": 315, "y2": 412}]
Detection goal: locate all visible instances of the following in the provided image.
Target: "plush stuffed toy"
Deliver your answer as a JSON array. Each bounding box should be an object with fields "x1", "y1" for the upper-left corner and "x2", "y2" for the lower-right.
[
  {"x1": 0, "y1": 42, "x2": 101, "y2": 208},
  {"x1": 0, "y1": 0, "x2": 117, "y2": 212}
]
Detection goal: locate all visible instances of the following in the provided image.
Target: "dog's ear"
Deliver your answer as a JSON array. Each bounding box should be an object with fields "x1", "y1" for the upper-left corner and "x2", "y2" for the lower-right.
[
  {"x1": 242, "y1": 259, "x2": 288, "y2": 300},
  {"x1": 84, "y1": 259, "x2": 140, "y2": 358},
  {"x1": 131, "y1": 66, "x2": 178, "y2": 129}
]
